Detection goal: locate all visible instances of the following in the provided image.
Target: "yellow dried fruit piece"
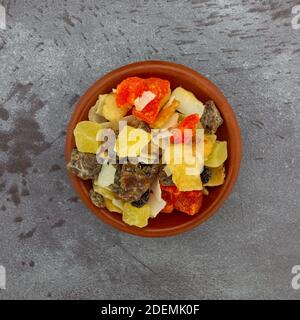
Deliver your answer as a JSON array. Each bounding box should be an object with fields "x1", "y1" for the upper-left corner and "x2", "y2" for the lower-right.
[
  {"x1": 104, "y1": 198, "x2": 122, "y2": 213},
  {"x1": 122, "y1": 203, "x2": 151, "y2": 228},
  {"x1": 115, "y1": 125, "x2": 151, "y2": 158},
  {"x1": 93, "y1": 182, "x2": 115, "y2": 200},
  {"x1": 74, "y1": 121, "x2": 102, "y2": 153},
  {"x1": 172, "y1": 164, "x2": 202, "y2": 191},
  {"x1": 204, "y1": 134, "x2": 217, "y2": 159},
  {"x1": 205, "y1": 141, "x2": 227, "y2": 167},
  {"x1": 204, "y1": 165, "x2": 225, "y2": 187},
  {"x1": 102, "y1": 93, "x2": 130, "y2": 122}
]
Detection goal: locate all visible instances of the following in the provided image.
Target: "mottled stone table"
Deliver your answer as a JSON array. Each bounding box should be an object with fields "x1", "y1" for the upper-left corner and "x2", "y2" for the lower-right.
[{"x1": 0, "y1": 0, "x2": 299, "y2": 300}]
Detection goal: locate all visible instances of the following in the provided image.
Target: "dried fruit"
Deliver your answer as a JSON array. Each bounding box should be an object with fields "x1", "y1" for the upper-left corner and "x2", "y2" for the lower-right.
[
  {"x1": 170, "y1": 87, "x2": 204, "y2": 117},
  {"x1": 171, "y1": 113, "x2": 200, "y2": 144},
  {"x1": 201, "y1": 100, "x2": 223, "y2": 133},
  {"x1": 204, "y1": 141, "x2": 227, "y2": 168},
  {"x1": 122, "y1": 203, "x2": 151, "y2": 228},
  {"x1": 67, "y1": 149, "x2": 102, "y2": 180},
  {"x1": 204, "y1": 165, "x2": 225, "y2": 187},
  {"x1": 74, "y1": 121, "x2": 102, "y2": 153},
  {"x1": 131, "y1": 190, "x2": 150, "y2": 208},
  {"x1": 89, "y1": 189, "x2": 105, "y2": 208},
  {"x1": 200, "y1": 166, "x2": 212, "y2": 184}
]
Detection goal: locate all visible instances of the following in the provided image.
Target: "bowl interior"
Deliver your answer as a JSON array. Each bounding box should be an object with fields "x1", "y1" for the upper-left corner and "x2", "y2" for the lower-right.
[{"x1": 65, "y1": 61, "x2": 241, "y2": 237}]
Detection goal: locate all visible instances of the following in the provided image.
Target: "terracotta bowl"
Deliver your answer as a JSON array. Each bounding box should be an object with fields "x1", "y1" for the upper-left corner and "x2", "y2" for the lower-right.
[{"x1": 65, "y1": 60, "x2": 242, "y2": 237}]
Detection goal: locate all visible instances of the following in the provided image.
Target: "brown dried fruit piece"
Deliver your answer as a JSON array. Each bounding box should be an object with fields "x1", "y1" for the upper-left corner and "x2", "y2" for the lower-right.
[
  {"x1": 111, "y1": 163, "x2": 160, "y2": 202},
  {"x1": 89, "y1": 189, "x2": 105, "y2": 208},
  {"x1": 201, "y1": 100, "x2": 223, "y2": 134},
  {"x1": 67, "y1": 149, "x2": 102, "y2": 180}
]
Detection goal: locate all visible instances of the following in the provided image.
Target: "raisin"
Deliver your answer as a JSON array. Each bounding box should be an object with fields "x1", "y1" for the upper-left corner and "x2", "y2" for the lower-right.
[
  {"x1": 200, "y1": 167, "x2": 212, "y2": 184},
  {"x1": 131, "y1": 190, "x2": 150, "y2": 208}
]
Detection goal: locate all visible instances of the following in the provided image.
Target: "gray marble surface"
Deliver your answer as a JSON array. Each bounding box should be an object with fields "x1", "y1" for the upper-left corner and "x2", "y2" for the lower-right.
[{"x1": 0, "y1": 0, "x2": 299, "y2": 300}]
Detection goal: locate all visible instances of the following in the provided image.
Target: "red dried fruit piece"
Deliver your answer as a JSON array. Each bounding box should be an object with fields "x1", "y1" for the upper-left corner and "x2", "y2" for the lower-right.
[
  {"x1": 145, "y1": 78, "x2": 171, "y2": 102},
  {"x1": 116, "y1": 77, "x2": 147, "y2": 108},
  {"x1": 161, "y1": 185, "x2": 203, "y2": 216},
  {"x1": 132, "y1": 98, "x2": 161, "y2": 124},
  {"x1": 161, "y1": 190, "x2": 174, "y2": 213},
  {"x1": 171, "y1": 113, "x2": 200, "y2": 144}
]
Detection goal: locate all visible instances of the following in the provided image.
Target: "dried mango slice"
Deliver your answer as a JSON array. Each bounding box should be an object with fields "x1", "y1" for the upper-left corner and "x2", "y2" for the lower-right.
[
  {"x1": 205, "y1": 141, "x2": 227, "y2": 168},
  {"x1": 122, "y1": 203, "x2": 151, "y2": 228},
  {"x1": 74, "y1": 121, "x2": 101, "y2": 154},
  {"x1": 150, "y1": 100, "x2": 179, "y2": 129},
  {"x1": 204, "y1": 165, "x2": 225, "y2": 187}
]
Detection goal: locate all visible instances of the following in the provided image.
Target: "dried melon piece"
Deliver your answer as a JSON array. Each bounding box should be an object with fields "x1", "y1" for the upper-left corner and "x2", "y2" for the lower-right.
[
  {"x1": 104, "y1": 198, "x2": 122, "y2": 213},
  {"x1": 170, "y1": 87, "x2": 204, "y2": 117},
  {"x1": 205, "y1": 141, "x2": 227, "y2": 168},
  {"x1": 102, "y1": 93, "x2": 130, "y2": 122},
  {"x1": 74, "y1": 121, "x2": 101, "y2": 154},
  {"x1": 204, "y1": 134, "x2": 217, "y2": 159},
  {"x1": 122, "y1": 203, "x2": 151, "y2": 228},
  {"x1": 204, "y1": 165, "x2": 225, "y2": 187}
]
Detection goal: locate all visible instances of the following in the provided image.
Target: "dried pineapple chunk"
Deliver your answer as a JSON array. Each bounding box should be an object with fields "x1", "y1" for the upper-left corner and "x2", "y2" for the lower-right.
[
  {"x1": 205, "y1": 141, "x2": 227, "y2": 168},
  {"x1": 204, "y1": 134, "x2": 217, "y2": 159},
  {"x1": 104, "y1": 198, "x2": 122, "y2": 213},
  {"x1": 93, "y1": 182, "x2": 115, "y2": 200},
  {"x1": 74, "y1": 121, "x2": 101, "y2": 154},
  {"x1": 115, "y1": 125, "x2": 151, "y2": 158},
  {"x1": 172, "y1": 165, "x2": 202, "y2": 191},
  {"x1": 102, "y1": 93, "x2": 130, "y2": 121},
  {"x1": 122, "y1": 203, "x2": 151, "y2": 228},
  {"x1": 204, "y1": 165, "x2": 225, "y2": 187}
]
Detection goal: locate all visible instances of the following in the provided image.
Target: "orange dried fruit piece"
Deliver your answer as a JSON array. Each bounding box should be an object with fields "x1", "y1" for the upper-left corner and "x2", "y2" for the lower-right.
[
  {"x1": 173, "y1": 190, "x2": 203, "y2": 215},
  {"x1": 150, "y1": 99, "x2": 179, "y2": 129},
  {"x1": 116, "y1": 77, "x2": 147, "y2": 108}
]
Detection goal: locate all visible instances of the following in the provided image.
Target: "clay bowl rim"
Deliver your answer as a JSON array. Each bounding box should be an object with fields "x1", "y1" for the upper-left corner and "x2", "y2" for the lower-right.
[{"x1": 65, "y1": 60, "x2": 242, "y2": 238}]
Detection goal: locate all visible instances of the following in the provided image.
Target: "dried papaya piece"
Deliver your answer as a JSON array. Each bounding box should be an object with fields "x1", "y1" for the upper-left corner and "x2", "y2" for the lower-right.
[
  {"x1": 145, "y1": 78, "x2": 171, "y2": 106},
  {"x1": 173, "y1": 190, "x2": 203, "y2": 215},
  {"x1": 116, "y1": 77, "x2": 147, "y2": 108},
  {"x1": 132, "y1": 98, "x2": 161, "y2": 124},
  {"x1": 171, "y1": 113, "x2": 200, "y2": 144},
  {"x1": 161, "y1": 185, "x2": 203, "y2": 216},
  {"x1": 161, "y1": 190, "x2": 174, "y2": 213}
]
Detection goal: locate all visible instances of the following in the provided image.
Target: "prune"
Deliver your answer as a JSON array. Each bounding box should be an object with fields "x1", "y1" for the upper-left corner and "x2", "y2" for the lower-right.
[
  {"x1": 131, "y1": 190, "x2": 150, "y2": 208},
  {"x1": 200, "y1": 167, "x2": 212, "y2": 184}
]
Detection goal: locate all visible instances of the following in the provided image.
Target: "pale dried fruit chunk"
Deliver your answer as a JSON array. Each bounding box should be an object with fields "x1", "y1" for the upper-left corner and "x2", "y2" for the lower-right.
[
  {"x1": 122, "y1": 203, "x2": 151, "y2": 228},
  {"x1": 102, "y1": 93, "x2": 130, "y2": 121},
  {"x1": 115, "y1": 125, "x2": 151, "y2": 158},
  {"x1": 170, "y1": 87, "x2": 204, "y2": 117},
  {"x1": 74, "y1": 121, "x2": 102, "y2": 154},
  {"x1": 204, "y1": 141, "x2": 227, "y2": 168}
]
